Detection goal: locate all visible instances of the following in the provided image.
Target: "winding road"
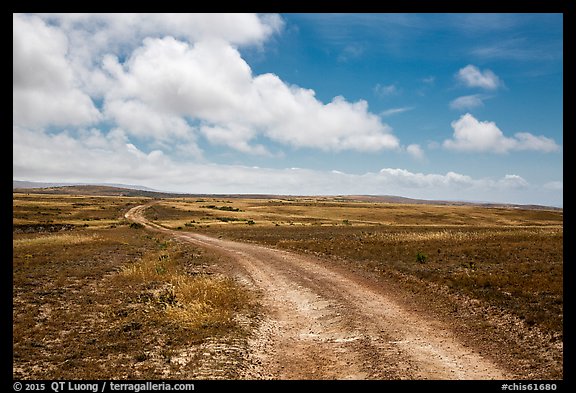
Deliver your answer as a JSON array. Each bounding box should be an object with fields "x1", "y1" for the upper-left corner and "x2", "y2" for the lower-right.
[{"x1": 125, "y1": 203, "x2": 508, "y2": 380}]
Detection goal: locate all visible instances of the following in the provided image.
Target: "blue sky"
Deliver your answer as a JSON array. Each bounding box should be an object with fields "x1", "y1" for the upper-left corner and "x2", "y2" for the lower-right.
[{"x1": 13, "y1": 13, "x2": 563, "y2": 206}]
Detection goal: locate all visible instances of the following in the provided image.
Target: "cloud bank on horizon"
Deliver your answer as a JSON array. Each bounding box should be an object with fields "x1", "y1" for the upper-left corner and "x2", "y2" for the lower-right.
[{"x1": 13, "y1": 13, "x2": 563, "y2": 206}]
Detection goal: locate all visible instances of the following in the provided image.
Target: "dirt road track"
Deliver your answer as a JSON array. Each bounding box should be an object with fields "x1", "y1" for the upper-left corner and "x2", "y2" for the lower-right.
[{"x1": 126, "y1": 204, "x2": 509, "y2": 380}]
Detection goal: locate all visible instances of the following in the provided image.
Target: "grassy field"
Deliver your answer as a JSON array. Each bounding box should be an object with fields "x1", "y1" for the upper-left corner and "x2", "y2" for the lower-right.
[
  {"x1": 13, "y1": 192, "x2": 256, "y2": 379},
  {"x1": 143, "y1": 197, "x2": 563, "y2": 337},
  {"x1": 13, "y1": 191, "x2": 563, "y2": 379}
]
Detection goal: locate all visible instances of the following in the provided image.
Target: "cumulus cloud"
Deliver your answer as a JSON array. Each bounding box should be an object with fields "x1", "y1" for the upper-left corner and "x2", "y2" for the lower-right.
[
  {"x1": 456, "y1": 64, "x2": 501, "y2": 90},
  {"x1": 12, "y1": 126, "x2": 173, "y2": 182},
  {"x1": 377, "y1": 168, "x2": 475, "y2": 189},
  {"x1": 444, "y1": 113, "x2": 515, "y2": 153},
  {"x1": 499, "y1": 174, "x2": 529, "y2": 189},
  {"x1": 512, "y1": 132, "x2": 560, "y2": 153},
  {"x1": 443, "y1": 113, "x2": 560, "y2": 153},
  {"x1": 13, "y1": 14, "x2": 101, "y2": 127},
  {"x1": 40, "y1": 13, "x2": 283, "y2": 55},
  {"x1": 14, "y1": 13, "x2": 399, "y2": 155},
  {"x1": 200, "y1": 123, "x2": 272, "y2": 156},
  {"x1": 104, "y1": 36, "x2": 399, "y2": 153},
  {"x1": 104, "y1": 99, "x2": 194, "y2": 141},
  {"x1": 12, "y1": 13, "x2": 562, "y2": 208},
  {"x1": 33, "y1": 13, "x2": 283, "y2": 99}
]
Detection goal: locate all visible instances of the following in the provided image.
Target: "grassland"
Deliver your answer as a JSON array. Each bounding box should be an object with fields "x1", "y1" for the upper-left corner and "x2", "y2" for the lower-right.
[
  {"x1": 13, "y1": 190, "x2": 563, "y2": 379},
  {"x1": 142, "y1": 197, "x2": 563, "y2": 338},
  {"x1": 12, "y1": 192, "x2": 255, "y2": 379}
]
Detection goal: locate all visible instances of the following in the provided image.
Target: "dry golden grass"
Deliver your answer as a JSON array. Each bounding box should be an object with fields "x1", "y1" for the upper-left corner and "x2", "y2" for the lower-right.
[
  {"x1": 12, "y1": 192, "x2": 255, "y2": 379},
  {"x1": 165, "y1": 275, "x2": 246, "y2": 329},
  {"x1": 347, "y1": 227, "x2": 562, "y2": 243},
  {"x1": 142, "y1": 197, "x2": 562, "y2": 229},
  {"x1": 13, "y1": 191, "x2": 563, "y2": 379},
  {"x1": 206, "y1": 223, "x2": 562, "y2": 332},
  {"x1": 120, "y1": 242, "x2": 249, "y2": 330},
  {"x1": 147, "y1": 197, "x2": 562, "y2": 337},
  {"x1": 13, "y1": 192, "x2": 150, "y2": 227},
  {"x1": 13, "y1": 233, "x2": 102, "y2": 248}
]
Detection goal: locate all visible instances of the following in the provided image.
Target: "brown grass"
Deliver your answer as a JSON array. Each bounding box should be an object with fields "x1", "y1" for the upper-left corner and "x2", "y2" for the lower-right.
[
  {"x1": 145, "y1": 197, "x2": 563, "y2": 336},
  {"x1": 142, "y1": 197, "x2": 562, "y2": 228},
  {"x1": 12, "y1": 192, "x2": 256, "y2": 380},
  {"x1": 13, "y1": 233, "x2": 102, "y2": 248},
  {"x1": 13, "y1": 192, "x2": 563, "y2": 379},
  {"x1": 206, "y1": 224, "x2": 562, "y2": 334},
  {"x1": 119, "y1": 241, "x2": 249, "y2": 330},
  {"x1": 12, "y1": 192, "x2": 149, "y2": 227}
]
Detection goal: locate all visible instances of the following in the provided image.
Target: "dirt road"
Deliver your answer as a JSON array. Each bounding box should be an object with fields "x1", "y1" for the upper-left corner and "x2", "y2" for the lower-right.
[{"x1": 125, "y1": 204, "x2": 509, "y2": 380}]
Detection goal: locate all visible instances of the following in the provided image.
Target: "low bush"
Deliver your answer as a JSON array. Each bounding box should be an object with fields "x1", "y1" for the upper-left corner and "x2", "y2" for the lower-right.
[{"x1": 416, "y1": 251, "x2": 427, "y2": 264}]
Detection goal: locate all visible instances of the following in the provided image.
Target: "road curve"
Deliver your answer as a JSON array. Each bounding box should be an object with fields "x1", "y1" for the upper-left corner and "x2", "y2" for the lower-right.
[{"x1": 125, "y1": 204, "x2": 508, "y2": 380}]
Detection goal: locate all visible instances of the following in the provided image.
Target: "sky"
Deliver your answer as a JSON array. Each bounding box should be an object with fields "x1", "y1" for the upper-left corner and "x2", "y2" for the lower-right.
[{"x1": 13, "y1": 13, "x2": 563, "y2": 206}]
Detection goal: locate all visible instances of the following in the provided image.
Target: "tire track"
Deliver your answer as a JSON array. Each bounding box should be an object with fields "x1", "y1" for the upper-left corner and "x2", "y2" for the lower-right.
[{"x1": 125, "y1": 204, "x2": 508, "y2": 380}]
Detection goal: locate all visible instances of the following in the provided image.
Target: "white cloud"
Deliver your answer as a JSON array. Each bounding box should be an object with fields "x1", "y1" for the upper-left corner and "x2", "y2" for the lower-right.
[
  {"x1": 14, "y1": 126, "x2": 560, "y2": 206},
  {"x1": 34, "y1": 13, "x2": 283, "y2": 100},
  {"x1": 338, "y1": 43, "x2": 365, "y2": 62},
  {"x1": 443, "y1": 113, "x2": 560, "y2": 153},
  {"x1": 422, "y1": 76, "x2": 435, "y2": 85},
  {"x1": 12, "y1": 14, "x2": 562, "y2": 208},
  {"x1": 13, "y1": 126, "x2": 173, "y2": 182},
  {"x1": 456, "y1": 64, "x2": 501, "y2": 90},
  {"x1": 444, "y1": 113, "x2": 515, "y2": 153},
  {"x1": 14, "y1": 13, "x2": 284, "y2": 128},
  {"x1": 471, "y1": 38, "x2": 562, "y2": 62},
  {"x1": 499, "y1": 174, "x2": 529, "y2": 189},
  {"x1": 512, "y1": 132, "x2": 560, "y2": 153},
  {"x1": 104, "y1": 99, "x2": 194, "y2": 141},
  {"x1": 377, "y1": 168, "x2": 475, "y2": 189},
  {"x1": 15, "y1": 13, "x2": 399, "y2": 156},
  {"x1": 373, "y1": 83, "x2": 399, "y2": 98},
  {"x1": 104, "y1": 37, "x2": 254, "y2": 121},
  {"x1": 406, "y1": 144, "x2": 425, "y2": 160},
  {"x1": 544, "y1": 181, "x2": 563, "y2": 191},
  {"x1": 40, "y1": 13, "x2": 283, "y2": 52},
  {"x1": 449, "y1": 94, "x2": 485, "y2": 110},
  {"x1": 104, "y1": 36, "x2": 399, "y2": 153},
  {"x1": 380, "y1": 107, "x2": 413, "y2": 117},
  {"x1": 200, "y1": 124, "x2": 272, "y2": 156},
  {"x1": 13, "y1": 14, "x2": 101, "y2": 127}
]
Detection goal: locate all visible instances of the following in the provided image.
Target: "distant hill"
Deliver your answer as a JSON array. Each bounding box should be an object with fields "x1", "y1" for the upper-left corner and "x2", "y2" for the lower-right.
[
  {"x1": 337, "y1": 195, "x2": 561, "y2": 211},
  {"x1": 13, "y1": 180, "x2": 158, "y2": 192},
  {"x1": 13, "y1": 180, "x2": 561, "y2": 211},
  {"x1": 13, "y1": 184, "x2": 181, "y2": 198},
  {"x1": 13, "y1": 180, "x2": 73, "y2": 189}
]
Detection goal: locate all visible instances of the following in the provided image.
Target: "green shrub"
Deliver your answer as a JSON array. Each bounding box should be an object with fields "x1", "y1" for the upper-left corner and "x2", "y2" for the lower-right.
[{"x1": 416, "y1": 251, "x2": 427, "y2": 263}]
